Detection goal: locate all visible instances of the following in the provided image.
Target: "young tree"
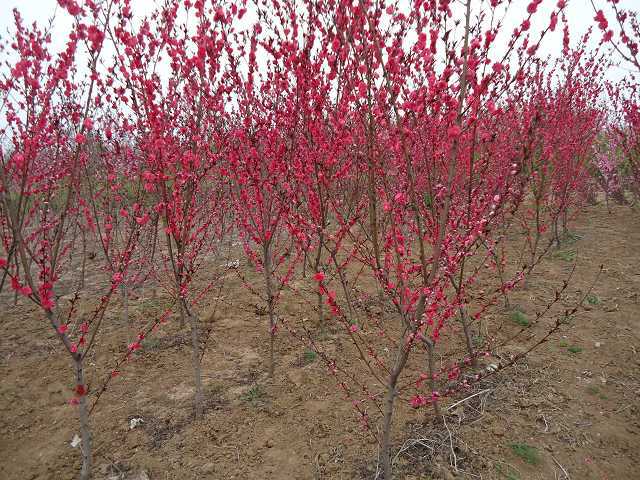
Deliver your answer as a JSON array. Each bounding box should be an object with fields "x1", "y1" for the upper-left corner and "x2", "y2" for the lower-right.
[
  {"x1": 109, "y1": 0, "x2": 235, "y2": 418},
  {"x1": 227, "y1": 9, "x2": 306, "y2": 377},
  {"x1": 277, "y1": 1, "x2": 578, "y2": 478},
  {"x1": 0, "y1": 4, "x2": 140, "y2": 477}
]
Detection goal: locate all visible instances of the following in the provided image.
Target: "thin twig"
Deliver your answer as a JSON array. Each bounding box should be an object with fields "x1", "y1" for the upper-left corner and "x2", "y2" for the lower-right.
[
  {"x1": 552, "y1": 455, "x2": 570, "y2": 480},
  {"x1": 445, "y1": 389, "x2": 493, "y2": 412},
  {"x1": 443, "y1": 415, "x2": 458, "y2": 473},
  {"x1": 614, "y1": 404, "x2": 632, "y2": 414}
]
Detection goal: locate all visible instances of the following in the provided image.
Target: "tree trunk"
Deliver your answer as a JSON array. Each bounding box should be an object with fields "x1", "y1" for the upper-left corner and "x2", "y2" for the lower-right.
[
  {"x1": 75, "y1": 357, "x2": 92, "y2": 480},
  {"x1": 380, "y1": 348, "x2": 409, "y2": 480},
  {"x1": 313, "y1": 239, "x2": 324, "y2": 326},
  {"x1": 459, "y1": 307, "x2": 476, "y2": 367},
  {"x1": 178, "y1": 295, "x2": 186, "y2": 329},
  {"x1": 13, "y1": 260, "x2": 19, "y2": 306},
  {"x1": 316, "y1": 286, "x2": 324, "y2": 328},
  {"x1": 262, "y1": 242, "x2": 276, "y2": 377},
  {"x1": 302, "y1": 249, "x2": 307, "y2": 278},
  {"x1": 183, "y1": 301, "x2": 204, "y2": 419},
  {"x1": 79, "y1": 230, "x2": 87, "y2": 290},
  {"x1": 121, "y1": 283, "x2": 129, "y2": 327},
  {"x1": 423, "y1": 338, "x2": 442, "y2": 417}
]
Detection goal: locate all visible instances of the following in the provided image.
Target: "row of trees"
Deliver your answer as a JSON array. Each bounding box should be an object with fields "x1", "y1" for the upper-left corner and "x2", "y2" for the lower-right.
[
  {"x1": 0, "y1": 0, "x2": 637, "y2": 478},
  {"x1": 593, "y1": 1, "x2": 640, "y2": 206}
]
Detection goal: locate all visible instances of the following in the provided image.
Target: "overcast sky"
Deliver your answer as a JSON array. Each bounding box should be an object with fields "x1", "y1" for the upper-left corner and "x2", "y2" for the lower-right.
[{"x1": 0, "y1": 0, "x2": 636, "y2": 83}]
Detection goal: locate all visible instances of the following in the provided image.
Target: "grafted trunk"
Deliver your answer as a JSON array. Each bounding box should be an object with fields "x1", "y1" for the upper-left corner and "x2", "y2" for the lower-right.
[
  {"x1": 121, "y1": 283, "x2": 129, "y2": 326},
  {"x1": 189, "y1": 312, "x2": 204, "y2": 419},
  {"x1": 459, "y1": 307, "x2": 476, "y2": 367},
  {"x1": 380, "y1": 345, "x2": 409, "y2": 480},
  {"x1": 423, "y1": 337, "x2": 442, "y2": 417},
  {"x1": 182, "y1": 301, "x2": 204, "y2": 419},
  {"x1": 262, "y1": 241, "x2": 276, "y2": 377},
  {"x1": 79, "y1": 230, "x2": 87, "y2": 290},
  {"x1": 313, "y1": 236, "x2": 324, "y2": 326},
  {"x1": 74, "y1": 357, "x2": 92, "y2": 480}
]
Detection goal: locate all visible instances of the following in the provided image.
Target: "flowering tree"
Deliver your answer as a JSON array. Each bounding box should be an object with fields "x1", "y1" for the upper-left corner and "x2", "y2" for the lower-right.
[
  {"x1": 108, "y1": 0, "x2": 235, "y2": 418},
  {"x1": 227, "y1": 8, "x2": 309, "y2": 377},
  {"x1": 0, "y1": 4, "x2": 130, "y2": 478},
  {"x1": 0, "y1": 1, "x2": 631, "y2": 479},
  {"x1": 519, "y1": 46, "x2": 604, "y2": 259},
  {"x1": 592, "y1": 1, "x2": 640, "y2": 205},
  {"x1": 267, "y1": 1, "x2": 578, "y2": 478}
]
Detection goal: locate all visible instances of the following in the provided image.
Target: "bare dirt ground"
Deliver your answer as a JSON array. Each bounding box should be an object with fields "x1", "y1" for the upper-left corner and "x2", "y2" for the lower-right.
[{"x1": 1, "y1": 201, "x2": 639, "y2": 480}]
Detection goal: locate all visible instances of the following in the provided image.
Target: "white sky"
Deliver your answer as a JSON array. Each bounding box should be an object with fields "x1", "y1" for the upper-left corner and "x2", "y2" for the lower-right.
[{"x1": 0, "y1": 0, "x2": 636, "y2": 83}]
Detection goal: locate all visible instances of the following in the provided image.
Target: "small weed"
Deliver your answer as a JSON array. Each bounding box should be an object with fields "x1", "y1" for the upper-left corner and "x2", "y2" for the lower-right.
[
  {"x1": 207, "y1": 383, "x2": 224, "y2": 397},
  {"x1": 242, "y1": 384, "x2": 265, "y2": 404},
  {"x1": 562, "y1": 231, "x2": 583, "y2": 244},
  {"x1": 510, "y1": 443, "x2": 540, "y2": 465},
  {"x1": 567, "y1": 345, "x2": 583, "y2": 354},
  {"x1": 586, "y1": 385, "x2": 600, "y2": 395},
  {"x1": 303, "y1": 348, "x2": 317, "y2": 364},
  {"x1": 587, "y1": 385, "x2": 608, "y2": 400},
  {"x1": 141, "y1": 337, "x2": 162, "y2": 350},
  {"x1": 554, "y1": 250, "x2": 576, "y2": 262},
  {"x1": 586, "y1": 294, "x2": 601, "y2": 305},
  {"x1": 510, "y1": 310, "x2": 530, "y2": 327}
]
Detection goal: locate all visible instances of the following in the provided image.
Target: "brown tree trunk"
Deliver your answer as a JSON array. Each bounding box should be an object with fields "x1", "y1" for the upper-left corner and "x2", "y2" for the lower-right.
[
  {"x1": 121, "y1": 282, "x2": 129, "y2": 327},
  {"x1": 75, "y1": 357, "x2": 92, "y2": 480},
  {"x1": 182, "y1": 300, "x2": 204, "y2": 419},
  {"x1": 459, "y1": 307, "x2": 476, "y2": 367},
  {"x1": 262, "y1": 241, "x2": 276, "y2": 377},
  {"x1": 313, "y1": 236, "x2": 324, "y2": 326},
  {"x1": 423, "y1": 337, "x2": 442, "y2": 418},
  {"x1": 380, "y1": 343, "x2": 410, "y2": 480}
]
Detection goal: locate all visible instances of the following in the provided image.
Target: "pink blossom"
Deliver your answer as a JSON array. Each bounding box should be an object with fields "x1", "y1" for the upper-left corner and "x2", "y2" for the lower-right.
[
  {"x1": 447, "y1": 125, "x2": 461, "y2": 139},
  {"x1": 410, "y1": 395, "x2": 427, "y2": 408},
  {"x1": 136, "y1": 213, "x2": 150, "y2": 226},
  {"x1": 214, "y1": 7, "x2": 226, "y2": 22}
]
